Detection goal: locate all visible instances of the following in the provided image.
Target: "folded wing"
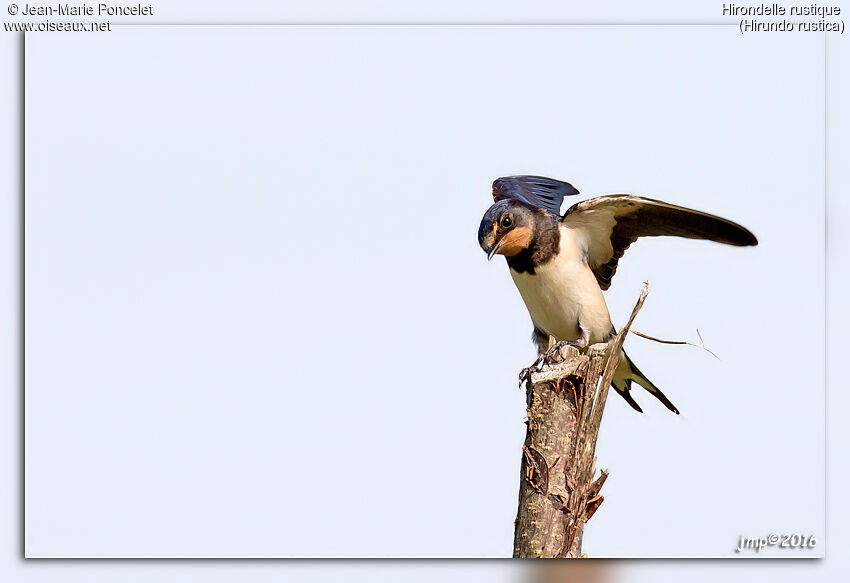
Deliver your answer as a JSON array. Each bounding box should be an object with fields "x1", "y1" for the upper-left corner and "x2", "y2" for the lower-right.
[{"x1": 562, "y1": 195, "x2": 758, "y2": 290}]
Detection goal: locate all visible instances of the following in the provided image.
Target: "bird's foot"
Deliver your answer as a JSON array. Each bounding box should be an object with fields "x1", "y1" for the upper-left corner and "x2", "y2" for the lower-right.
[
  {"x1": 544, "y1": 340, "x2": 585, "y2": 364},
  {"x1": 518, "y1": 339, "x2": 588, "y2": 385},
  {"x1": 518, "y1": 355, "x2": 545, "y2": 385}
]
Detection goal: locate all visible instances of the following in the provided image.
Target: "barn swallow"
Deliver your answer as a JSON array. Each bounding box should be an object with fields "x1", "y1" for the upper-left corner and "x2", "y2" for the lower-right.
[{"x1": 478, "y1": 175, "x2": 758, "y2": 414}]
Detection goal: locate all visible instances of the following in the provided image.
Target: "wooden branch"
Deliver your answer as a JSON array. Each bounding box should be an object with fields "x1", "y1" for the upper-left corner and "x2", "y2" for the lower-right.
[{"x1": 513, "y1": 284, "x2": 649, "y2": 558}]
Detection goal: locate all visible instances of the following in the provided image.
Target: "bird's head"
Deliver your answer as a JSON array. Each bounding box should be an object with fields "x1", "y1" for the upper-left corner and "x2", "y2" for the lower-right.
[{"x1": 478, "y1": 200, "x2": 539, "y2": 260}]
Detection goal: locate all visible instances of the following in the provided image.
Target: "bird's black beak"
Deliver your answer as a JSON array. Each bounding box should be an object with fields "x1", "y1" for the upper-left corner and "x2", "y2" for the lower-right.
[
  {"x1": 486, "y1": 238, "x2": 504, "y2": 261},
  {"x1": 479, "y1": 221, "x2": 503, "y2": 261},
  {"x1": 478, "y1": 205, "x2": 507, "y2": 261}
]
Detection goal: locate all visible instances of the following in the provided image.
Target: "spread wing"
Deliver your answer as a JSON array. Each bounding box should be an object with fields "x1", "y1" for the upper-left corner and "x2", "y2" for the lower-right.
[
  {"x1": 492, "y1": 175, "x2": 580, "y2": 216},
  {"x1": 562, "y1": 195, "x2": 758, "y2": 290}
]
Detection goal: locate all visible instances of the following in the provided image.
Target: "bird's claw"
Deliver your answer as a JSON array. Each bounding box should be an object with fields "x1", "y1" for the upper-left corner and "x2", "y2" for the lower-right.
[
  {"x1": 518, "y1": 355, "x2": 545, "y2": 385},
  {"x1": 518, "y1": 340, "x2": 584, "y2": 385},
  {"x1": 544, "y1": 340, "x2": 582, "y2": 364}
]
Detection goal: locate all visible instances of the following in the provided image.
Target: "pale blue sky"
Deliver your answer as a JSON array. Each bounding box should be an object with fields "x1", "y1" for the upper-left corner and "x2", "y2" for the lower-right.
[{"x1": 22, "y1": 24, "x2": 825, "y2": 559}]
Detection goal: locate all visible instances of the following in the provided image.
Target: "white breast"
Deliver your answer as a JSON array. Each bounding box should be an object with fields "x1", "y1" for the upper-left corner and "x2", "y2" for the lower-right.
[{"x1": 509, "y1": 225, "x2": 613, "y2": 343}]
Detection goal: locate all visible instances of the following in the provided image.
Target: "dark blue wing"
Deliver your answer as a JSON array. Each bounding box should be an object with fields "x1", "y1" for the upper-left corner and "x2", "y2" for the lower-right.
[{"x1": 492, "y1": 175, "x2": 580, "y2": 216}]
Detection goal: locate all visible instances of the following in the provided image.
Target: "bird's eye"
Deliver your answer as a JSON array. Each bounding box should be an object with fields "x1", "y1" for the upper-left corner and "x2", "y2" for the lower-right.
[{"x1": 500, "y1": 216, "x2": 513, "y2": 229}]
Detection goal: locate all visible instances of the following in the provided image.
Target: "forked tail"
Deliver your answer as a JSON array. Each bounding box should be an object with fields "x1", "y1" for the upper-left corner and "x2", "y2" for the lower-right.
[{"x1": 611, "y1": 351, "x2": 680, "y2": 415}]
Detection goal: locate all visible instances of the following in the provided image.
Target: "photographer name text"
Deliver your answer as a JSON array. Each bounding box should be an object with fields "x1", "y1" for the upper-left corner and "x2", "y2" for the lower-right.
[{"x1": 16, "y1": 3, "x2": 152, "y2": 16}]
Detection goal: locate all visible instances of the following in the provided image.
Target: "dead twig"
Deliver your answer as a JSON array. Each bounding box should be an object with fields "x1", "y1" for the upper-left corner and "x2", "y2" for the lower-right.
[{"x1": 630, "y1": 327, "x2": 720, "y2": 360}]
